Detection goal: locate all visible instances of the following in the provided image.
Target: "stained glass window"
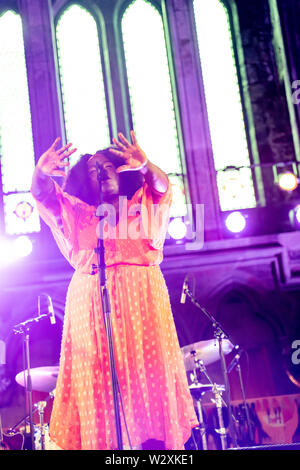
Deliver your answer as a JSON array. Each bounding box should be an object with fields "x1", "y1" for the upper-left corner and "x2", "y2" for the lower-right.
[
  {"x1": 0, "y1": 10, "x2": 40, "y2": 235},
  {"x1": 122, "y1": 0, "x2": 186, "y2": 217},
  {"x1": 56, "y1": 4, "x2": 110, "y2": 166},
  {"x1": 193, "y1": 0, "x2": 256, "y2": 210}
]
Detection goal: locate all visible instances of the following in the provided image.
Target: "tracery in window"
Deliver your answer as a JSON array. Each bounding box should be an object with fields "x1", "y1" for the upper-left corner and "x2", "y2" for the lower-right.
[{"x1": 0, "y1": 10, "x2": 40, "y2": 235}]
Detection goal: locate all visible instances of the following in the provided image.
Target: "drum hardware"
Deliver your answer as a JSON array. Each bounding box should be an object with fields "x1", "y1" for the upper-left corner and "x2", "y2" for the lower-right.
[
  {"x1": 188, "y1": 350, "x2": 228, "y2": 451},
  {"x1": 10, "y1": 389, "x2": 55, "y2": 433},
  {"x1": 180, "y1": 278, "x2": 240, "y2": 449},
  {"x1": 211, "y1": 384, "x2": 228, "y2": 450},
  {"x1": 36, "y1": 401, "x2": 47, "y2": 450},
  {"x1": 189, "y1": 377, "x2": 208, "y2": 451},
  {"x1": 9, "y1": 390, "x2": 55, "y2": 450},
  {"x1": 12, "y1": 295, "x2": 56, "y2": 450}
]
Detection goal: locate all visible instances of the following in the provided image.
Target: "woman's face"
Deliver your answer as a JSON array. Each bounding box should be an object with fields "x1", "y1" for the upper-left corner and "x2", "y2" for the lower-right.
[{"x1": 87, "y1": 153, "x2": 120, "y2": 203}]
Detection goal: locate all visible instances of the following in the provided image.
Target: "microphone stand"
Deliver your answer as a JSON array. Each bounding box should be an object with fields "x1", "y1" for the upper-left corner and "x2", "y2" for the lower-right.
[
  {"x1": 183, "y1": 286, "x2": 238, "y2": 449},
  {"x1": 12, "y1": 300, "x2": 56, "y2": 450},
  {"x1": 92, "y1": 167, "x2": 123, "y2": 450},
  {"x1": 229, "y1": 355, "x2": 254, "y2": 444},
  {"x1": 13, "y1": 322, "x2": 37, "y2": 450}
]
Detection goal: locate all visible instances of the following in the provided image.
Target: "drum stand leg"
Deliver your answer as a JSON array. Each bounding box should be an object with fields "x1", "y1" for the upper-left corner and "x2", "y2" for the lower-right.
[
  {"x1": 213, "y1": 386, "x2": 227, "y2": 451},
  {"x1": 37, "y1": 401, "x2": 47, "y2": 450},
  {"x1": 190, "y1": 365, "x2": 207, "y2": 450},
  {"x1": 197, "y1": 360, "x2": 229, "y2": 450},
  {"x1": 195, "y1": 396, "x2": 207, "y2": 450}
]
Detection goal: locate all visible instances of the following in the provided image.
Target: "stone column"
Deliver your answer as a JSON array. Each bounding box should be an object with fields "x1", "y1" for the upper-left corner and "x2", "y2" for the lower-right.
[{"x1": 164, "y1": 0, "x2": 222, "y2": 241}]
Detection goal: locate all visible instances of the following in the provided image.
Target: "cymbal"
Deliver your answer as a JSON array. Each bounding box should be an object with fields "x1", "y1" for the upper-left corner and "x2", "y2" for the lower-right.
[
  {"x1": 181, "y1": 338, "x2": 234, "y2": 371},
  {"x1": 15, "y1": 366, "x2": 59, "y2": 393}
]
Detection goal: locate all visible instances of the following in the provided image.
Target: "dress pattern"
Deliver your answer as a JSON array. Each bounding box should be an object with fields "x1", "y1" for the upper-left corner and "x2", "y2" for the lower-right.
[{"x1": 33, "y1": 179, "x2": 198, "y2": 450}]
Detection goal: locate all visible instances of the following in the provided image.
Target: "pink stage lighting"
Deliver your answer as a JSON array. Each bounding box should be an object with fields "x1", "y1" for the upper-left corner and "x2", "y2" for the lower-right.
[
  {"x1": 167, "y1": 218, "x2": 187, "y2": 240},
  {"x1": 278, "y1": 172, "x2": 298, "y2": 192},
  {"x1": 225, "y1": 211, "x2": 247, "y2": 234},
  {"x1": 0, "y1": 235, "x2": 32, "y2": 267}
]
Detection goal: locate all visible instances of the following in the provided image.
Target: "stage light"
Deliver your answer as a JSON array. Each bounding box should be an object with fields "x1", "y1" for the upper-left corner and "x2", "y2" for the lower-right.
[
  {"x1": 0, "y1": 235, "x2": 32, "y2": 267},
  {"x1": 295, "y1": 206, "x2": 300, "y2": 224},
  {"x1": 168, "y1": 217, "x2": 187, "y2": 240},
  {"x1": 225, "y1": 211, "x2": 246, "y2": 234},
  {"x1": 289, "y1": 205, "x2": 300, "y2": 229},
  {"x1": 13, "y1": 235, "x2": 33, "y2": 257},
  {"x1": 278, "y1": 172, "x2": 298, "y2": 191}
]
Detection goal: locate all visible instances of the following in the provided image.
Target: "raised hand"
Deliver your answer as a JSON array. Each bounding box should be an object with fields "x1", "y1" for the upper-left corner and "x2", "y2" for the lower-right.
[
  {"x1": 37, "y1": 137, "x2": 77, "y2": 177},
  {"x1": 109, "y1": 130, "x2": 148, "y2": 173}
]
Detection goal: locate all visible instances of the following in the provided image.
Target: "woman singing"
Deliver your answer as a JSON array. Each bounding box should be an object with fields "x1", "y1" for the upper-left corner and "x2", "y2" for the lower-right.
[{"x1": 31, "y1": 131, "x2": 198, "y2": 450}]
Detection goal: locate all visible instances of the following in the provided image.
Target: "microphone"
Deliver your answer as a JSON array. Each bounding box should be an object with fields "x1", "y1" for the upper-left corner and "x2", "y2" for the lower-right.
[
  {"x1": 227, "y1": 348, "x2": 244, "y2": 374},
  {"x1": 95, "y1": 161, "x2": 103, "y2": 183},
  {"x1": 13, "y1": 295, "x2": 56, "y2": 334},
  {"x1": 46, "y1": 295, "x2": 56, "y2": 325},
  {"x1": 180, "y1": 275, "x2": 189, "y2": 304}
]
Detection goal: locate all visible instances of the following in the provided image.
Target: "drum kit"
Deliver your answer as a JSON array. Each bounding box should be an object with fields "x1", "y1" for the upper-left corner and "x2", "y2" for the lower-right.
[
  {"x1": 5, "y1": 367, "x2": 58, "y2": 450},
  {"x1": 2, "y1": 336, "x2": 234, "y2": 451},
  {"x1": 3, "y1": 338, "x2": 232, "y2": 451},
  {"x1": 181, "y1": 338, "x2": 234, "y2": 450},
  {"x1": 1, "y1": 278, "x2": 246, "y2": 450}
]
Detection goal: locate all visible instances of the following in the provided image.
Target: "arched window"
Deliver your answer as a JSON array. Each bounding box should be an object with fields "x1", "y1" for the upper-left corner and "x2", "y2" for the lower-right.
[
  {"x1": 56, "y1": 4, "x2": 110, "y2": 165},
  {"x1": 193, "y1": 0, "x2": 256, "y2": 211},
  {"x1": 0, "y1": 10, "x2": 40, "y2": 235},
  {"x1": 122, "y1": 0, "x2": 186, "y2": 217}
]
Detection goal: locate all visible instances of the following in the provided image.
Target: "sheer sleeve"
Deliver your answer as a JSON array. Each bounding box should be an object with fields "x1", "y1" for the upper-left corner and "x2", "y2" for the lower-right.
[
  {"x1": 31, "y1": 179, "x2": 85, "y2": 264},
  {"x1": 138, "y1": 178, "x2": 173, "y2": 251}
]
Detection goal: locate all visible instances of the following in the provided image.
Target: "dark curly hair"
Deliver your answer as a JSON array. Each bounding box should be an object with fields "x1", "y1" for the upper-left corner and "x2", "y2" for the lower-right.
[{"x1": 62, "y1": 148, "x2": 144, "y2": 205}]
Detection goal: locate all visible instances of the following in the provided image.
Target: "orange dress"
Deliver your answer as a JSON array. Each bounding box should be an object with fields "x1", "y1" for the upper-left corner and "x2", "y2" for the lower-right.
[{"x1": 33, "y1": 179, "x2": 198, "y2": 450}]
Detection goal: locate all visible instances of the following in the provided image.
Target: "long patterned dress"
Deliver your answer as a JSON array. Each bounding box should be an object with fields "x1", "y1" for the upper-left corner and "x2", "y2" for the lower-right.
[{"x1": 32, "y1": 179, "x2": 198, "y2": 450}]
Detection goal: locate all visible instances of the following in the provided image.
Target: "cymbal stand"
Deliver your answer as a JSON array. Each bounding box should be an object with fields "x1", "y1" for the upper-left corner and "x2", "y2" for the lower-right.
[
  {"x1": 12, "y1": 325, "x2": 35, "y2": 450},
  {"x1": 10, "y1": 391, "x2": 55, "y2": 433},
  {"x1": 12, "y1": 306, "x2": 56, "y2": 450},
  {"x1": 36, "y1": 401, "x2": 47, "y2": 450},
  {"x1": 196, "y1": 359, "x2": 229, "y2": 450},
  {"x1": 236, "y1": 363, "x2": 254, "y2": 443},
  {"x1": 190, "y1": 353, "x2": 207, "y2": 450},
  {"x1": 183, "y1": 287, "x2": 238, "y2": 448},
  {"x1": 213, "y1": 384, "x2": 227, "y2": 450}
]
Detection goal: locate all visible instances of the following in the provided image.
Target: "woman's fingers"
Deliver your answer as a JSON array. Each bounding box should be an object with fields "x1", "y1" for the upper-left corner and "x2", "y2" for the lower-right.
[
  {"x1": 109, "y1": 148, "x2": 121, "y2": 156},
  {"x1": 117, "y1": 132, "x2": 131, "y2": 147},
  {"x1": 113, "y1": 130, "x2": 138, "y2": 151},
  {"x1": 57, "y1": 142, "x2": 74, "y2": 156},
  {"x1": 65, "y1": 147, "x2": 77, "y2": 158},
  {"x1": 109, "y1": 147, "x2": 130, "y2": 160},
  {"x1": 50, "y1": 137, "x2": 61, "y2": 150},
  {"x1": 112, "y1": 137, "x2": 127, "y2": 151},
  {"x1": 130, "y1": 130, "x2": 137, "y2": 145}
]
